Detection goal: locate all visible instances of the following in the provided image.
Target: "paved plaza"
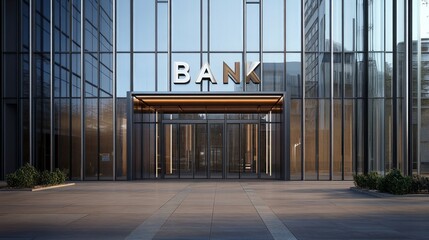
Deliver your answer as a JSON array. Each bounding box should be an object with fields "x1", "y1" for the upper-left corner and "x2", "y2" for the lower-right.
[{"x1": 0, "y1": 180, "x2": 428, "y2": 240}]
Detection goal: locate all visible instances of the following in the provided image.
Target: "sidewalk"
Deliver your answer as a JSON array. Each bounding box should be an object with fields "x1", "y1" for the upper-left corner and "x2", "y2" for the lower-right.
[{"x1": 0, "y1": 180, "x2": 428, "y2": 239}]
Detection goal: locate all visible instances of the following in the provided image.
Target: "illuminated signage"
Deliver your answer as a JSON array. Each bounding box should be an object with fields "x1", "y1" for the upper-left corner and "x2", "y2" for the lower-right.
[{"x1": 174, "y1": 61, "x2": 261, "y2": 84}]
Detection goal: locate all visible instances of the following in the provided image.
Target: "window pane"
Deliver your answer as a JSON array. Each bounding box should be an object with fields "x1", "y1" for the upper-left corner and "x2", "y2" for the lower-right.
[
  {"x1": 246, "y1": 3, "x2": 259, "y2": 51},
  {"x1": 286, "y1": 0, "x2": 301, "y2": 51},
  {"x1": 210, "y1": 0, "x2": 243, "y2": 51},
  {"x1": 172, "y1": 0, "x2": 200, "y2": 51},
  {"x1": 157, "y1": 3, "x2": 168, "y2": 52},
  {"x1": 157, "y1": 53, "x2": 168, "y2": 91},
  {"x1": 117, "y1": 53, "x2": 130, "y2": 97},
  {"x1": 134, "y1": 0, "x2": 155, "y2": 51},
  {"x1": 263, "y1": 0, "x2": 283, "y2": 51},
  {"x1": 263, "y1": 53, "x2": 284, "y2": 91},
  {"x1": 99, "y1": 98, "x2": 113, "y2": 180},
  {"x1": 134, "y1": 53, "x2": 155, "y2": 91},
  {"x1": 290, "y1": 99, "x2": 302, "y2": 180},
  {"x1": 116, "y1": 0, "x2": 130, "y2": 51},
  {"x1": 286, "y1": 53, "x2": 301, "y2": 97}
]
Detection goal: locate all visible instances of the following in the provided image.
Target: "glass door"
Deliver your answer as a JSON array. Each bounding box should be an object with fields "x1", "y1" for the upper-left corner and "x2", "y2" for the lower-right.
[
  {"x1": 194, "y1": 124, "x2": 207, "y2": 178},
  {"x1": 241, "y1": 124, "x2": 258, "y2": 178},
  {"x1": 227, "y1": 124, "x2": 240, "y2": 178},
  {"x1": 209, "y1": 123, "x2": 224, "y2": 178},
  {"x1": 227, "y1": 123, "x2": 259, "y2": 178},
  {"x1": 163, "y1": 123, "x2": 207, "y2": 178}
]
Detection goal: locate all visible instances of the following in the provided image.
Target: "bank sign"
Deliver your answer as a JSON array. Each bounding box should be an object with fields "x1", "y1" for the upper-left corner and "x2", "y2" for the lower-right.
[{"x1": 173, "y1": 62, "x2": 261, "y2": 84}]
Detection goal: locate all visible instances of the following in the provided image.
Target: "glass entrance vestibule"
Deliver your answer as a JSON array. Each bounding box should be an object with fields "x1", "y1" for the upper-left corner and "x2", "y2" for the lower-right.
[{"x1": 127, "y1": 93, "x2": 288, "y2": 180}]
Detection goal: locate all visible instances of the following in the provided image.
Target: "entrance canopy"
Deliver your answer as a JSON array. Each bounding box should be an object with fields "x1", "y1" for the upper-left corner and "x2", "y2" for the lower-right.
[{"x1": 132, "y1": 93, "x2": 284, "y2": 113}]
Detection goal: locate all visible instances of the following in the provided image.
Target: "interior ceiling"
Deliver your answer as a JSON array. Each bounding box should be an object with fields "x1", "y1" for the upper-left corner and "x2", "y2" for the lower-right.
[{"x1": 133, "y1": 94, "x2": 284, "y2": 113}]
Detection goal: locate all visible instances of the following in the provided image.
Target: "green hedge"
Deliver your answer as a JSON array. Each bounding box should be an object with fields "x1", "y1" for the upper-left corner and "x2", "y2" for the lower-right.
[
  {"x1": 6, "y1": 163, "x2": 68, "y2": 188},
  {"x1": 354, "y1": 169, "x2": 428, "y2": 195}
]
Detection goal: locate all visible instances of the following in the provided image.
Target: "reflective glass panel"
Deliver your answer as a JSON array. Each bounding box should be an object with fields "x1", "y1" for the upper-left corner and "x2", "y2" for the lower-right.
[
  {"x1": 134, "y1": 0, "x2": 155, "y2": 51},
  {"x1": 263, "y1": 0, "x2": 283, "y2": 51},
  {"x1": 172, "y1": 0, "x2": 200, "y2": 51},
  {"x1": 210, "y1": 0, "x2": 243, "y2": 51},
  {"x1": 286, "y1": 0, "x2": 301, "y2": 51},
  {"x1": 134, "y1": 53, "x2": 156, "y2": 91}
]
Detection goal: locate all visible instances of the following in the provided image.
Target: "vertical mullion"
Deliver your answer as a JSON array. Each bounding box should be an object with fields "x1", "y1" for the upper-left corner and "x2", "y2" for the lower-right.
[
  {"x1": 155, "y1": 2, "x2": 158, "y2": 92},
  {"x1": 97, "y1": 0, "x2": 101, "y2": 180},
  {"x1": 301, "y1": 0, "x2": 305, "y2": 180},
  {"x1": 405, "y1": 0, "x2": 410, "y2": 175},
  {"x1": 200, "y1": 0, "x2": 203, "y2": 92},
  {"x1": 330, "y1": 0, "x2": 334, "y2": 180},
  {"x1": 113, "y1": 0, "x2": 117, "y2": 180},
  {"x1": 392, "y1": 0, "x2": 398, "y2": 171},
  {"x1": 341, "y1": 0, "x2": 345, "y2": 180},
  {"x1": 69, "y1": 0, "x2": 73, "y2": 179},
  {"x1": 29, "y1": 0, "x2": 34, "y2": 166},
  {"x1": 243, "y1": 1, "x2": 246, "y2": 92},
  {"x1": 50, "y1": 0, "x2": 54, "y2": 171},
  {"x1": 130, "y1": 0, "x2": 133, "y2": 91},
  {"x1": 167, "y1": 0, "x2": 171, "y2": 92},
  {"x1": 417, "y1": 3, "x2": 422, "y2": 175},
  {"x1": 80, "y1": 0, "x2": 84, "y2": 180},
  {"x1": 259, "y1": 0, "x2": 263, "y2": 92}
]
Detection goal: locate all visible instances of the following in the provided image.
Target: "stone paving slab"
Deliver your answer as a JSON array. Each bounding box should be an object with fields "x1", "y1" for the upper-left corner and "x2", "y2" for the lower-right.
[{"x1": 0, "y1": 181, "x2": 429, "y2": 239}]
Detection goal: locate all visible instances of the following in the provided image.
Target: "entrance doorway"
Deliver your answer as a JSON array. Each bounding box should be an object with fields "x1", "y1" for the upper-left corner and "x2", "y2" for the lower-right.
[
  {"x1": 129, "y1": 93, "x2": 285, "y2": 180},
  {"x1": 163, "y1": 121, "x2": 261, "y2": 179}
]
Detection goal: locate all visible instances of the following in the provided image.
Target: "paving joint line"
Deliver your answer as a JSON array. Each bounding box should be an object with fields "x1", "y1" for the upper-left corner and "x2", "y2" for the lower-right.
[
  {"x1": 242, "y1": 183, "x2": 297, "y2": 240},
  {"x1": 125, "y1": 183, "x2": 192, "y2": 240}
]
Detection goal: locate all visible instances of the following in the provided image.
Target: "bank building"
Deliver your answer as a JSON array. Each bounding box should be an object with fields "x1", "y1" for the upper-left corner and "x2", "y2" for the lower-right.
[{"x1": 1, "y1": 0, "x2": 429, "y2": 181}]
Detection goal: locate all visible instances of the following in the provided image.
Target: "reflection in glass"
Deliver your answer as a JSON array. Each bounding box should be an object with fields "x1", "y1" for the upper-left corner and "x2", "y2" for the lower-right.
[
  {"x1": 263, "y1": 53, "x2": 284, "y2": 92},
  {"x1": 286, "y1": 53, "x2": 301, "y2": 97},
  {"x1": 85, "y1": 98, "x2": 98, "y2": 180},
  {"x1": 116, "y1": 53, "x2": 130, "y2": 97},
  {"x1": 116, "y1": 99, "x2": 127, "y2": 180},
  {"x1": 99, "y1": 99, "x2": 113, "y2": 180},
  {"x1": 290, "y1": 100, "x2": 302, "y2": 180},
  {"x1": 210, "y1": 123, "x2": 223, "y2": 178}
]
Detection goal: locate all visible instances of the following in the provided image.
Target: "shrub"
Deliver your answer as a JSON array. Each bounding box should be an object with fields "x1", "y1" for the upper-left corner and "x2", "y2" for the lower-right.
[
  {"x1": 353, "y1": 174, "x2": 368, "y2": 188},
  {"x1": 353, "y1": 172, "x2": 380, "y2": 190},
  {"x1": 5, "y1": 163, "x2": 39, "y2": 188},
  {"x1": 377, "y1": 169, "x2": 412, "y2": 195},
  {"x1": 38, "y1": 169, "x2": 67, "y2": 186},
  {"x1": 6, "y1": 164, "x2": 67, "y2": 188},
  {"x1": 410, "y1": 175, "x2": 429, "y2": 193},
  {"x1": 366, "y1": 172, "x2": 381, "y2": 190}
]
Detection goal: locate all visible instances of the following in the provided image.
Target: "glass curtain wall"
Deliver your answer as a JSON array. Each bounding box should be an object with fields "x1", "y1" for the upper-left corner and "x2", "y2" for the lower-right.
[
  {"x1": 412, "y1": 0, "x2": 429, "y2": 176},
  {"x1": 0, "y1": 0, "x2": 417, "y2": 180}
]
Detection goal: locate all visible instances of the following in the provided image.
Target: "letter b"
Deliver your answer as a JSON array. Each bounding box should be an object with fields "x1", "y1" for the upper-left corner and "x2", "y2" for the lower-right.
[{"x1": 174, "y1": 62, "x2": 191, "y2": 84}]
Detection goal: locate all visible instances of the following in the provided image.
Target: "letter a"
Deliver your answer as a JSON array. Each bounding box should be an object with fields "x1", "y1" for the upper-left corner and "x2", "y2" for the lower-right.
[{"x1": 196, "y1": 63, "x2": 217, "y2": 84}]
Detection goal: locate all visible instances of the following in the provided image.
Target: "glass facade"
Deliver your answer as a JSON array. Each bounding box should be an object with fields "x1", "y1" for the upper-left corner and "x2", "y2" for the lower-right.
[{"x1": 1, "y1": 0, "x2": 427, "y2": 180}]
